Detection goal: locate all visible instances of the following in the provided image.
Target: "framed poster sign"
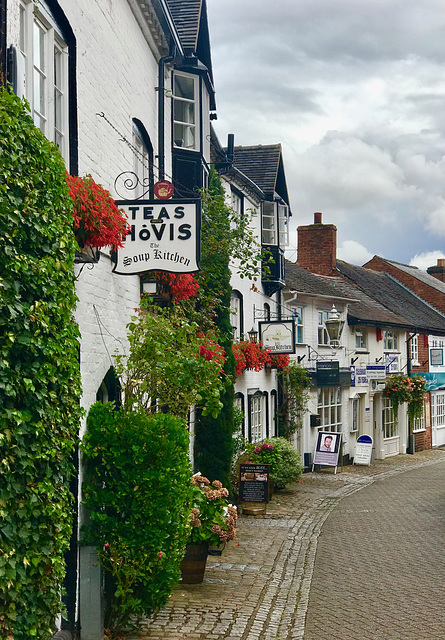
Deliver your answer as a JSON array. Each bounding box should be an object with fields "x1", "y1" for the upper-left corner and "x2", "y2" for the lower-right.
[
  {"x1": 258, "y1": 321, "x2": 295, "y2": 354},
  {"x1": 239, "y1": 464, "x2": 270, "y2": 503},
  {"x1": 313, "y1": 431, "x2": 342, "y2": 473}
]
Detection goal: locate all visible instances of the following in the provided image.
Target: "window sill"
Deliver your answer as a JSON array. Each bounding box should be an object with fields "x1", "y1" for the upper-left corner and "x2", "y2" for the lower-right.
[{"x1": 412, "y1": 428, "x2": 426, "y2": 433}]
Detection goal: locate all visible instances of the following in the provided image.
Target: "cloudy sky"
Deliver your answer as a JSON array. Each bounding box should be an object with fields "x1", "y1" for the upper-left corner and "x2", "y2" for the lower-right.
[{"x1": 206, "y1": 0, "x2": 445, "y2": 269}]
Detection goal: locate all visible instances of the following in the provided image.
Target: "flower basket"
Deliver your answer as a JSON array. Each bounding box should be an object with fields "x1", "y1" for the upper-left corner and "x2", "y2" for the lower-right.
[
  {"x1": 66, "y1": 173, "x2": 129, "y2": 250},
  {"x1": 384, "y1": 374, "x2": 426, "y2": 422}
]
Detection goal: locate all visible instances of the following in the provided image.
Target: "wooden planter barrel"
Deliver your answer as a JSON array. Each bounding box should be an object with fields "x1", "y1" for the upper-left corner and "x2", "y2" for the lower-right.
[{"x1": 180, "y1": 542, "x2": 209, "y2": 584}]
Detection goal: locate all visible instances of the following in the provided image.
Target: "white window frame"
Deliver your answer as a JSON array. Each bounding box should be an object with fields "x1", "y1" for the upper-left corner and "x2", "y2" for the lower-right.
[
  {"x1": 431, "y1": 392, "x2": 445, "y2": 429},
  {"x1": 292, "y1": 306, "x2": 303, "y2": 344},
  {"x1": 351, "y1": 397, "x2": 359, "y2": 432},
  {"x1": 317, "y1": 387, "x2": 342, "y2": 432},
  {"x1": 19, "y1": 0, "x2": 69, "y2": 161},
  {"x1": 261, "y1": 201, "x2": 277, "y2": 245},
  {"x1": 278, "y1": 203, "x2": 289, "y2": 247},
  {"x1": 412, "y1": 404, "x2": 425, "y2": 433},
  {"x1": 230, "y1": 292, "x2": 243, "y2": 341},
  {"x1": 173, "y1": 71, "x2": 199, "y2": 151},
  {"x1": 318, "y1": 310, "x2": 330, "y2": 346},
  {"x1": 231, "y1": 188, "x2": 243, "y2": 217},
  {"x1": 354, "y1": 327, "x2": 367, "y2": 350},
  {"x1": 410, "y1": 333, "x2": 419, "y2": 366},
  {"x1": 382, "y1": 397, "x2": 397, "y2": 438},
  {"x1": 383, "y1": 330, "x2": 398, "y2": 351},
  {"x1": 250, "y1": 394, "x2": 263, "y2": 443}
]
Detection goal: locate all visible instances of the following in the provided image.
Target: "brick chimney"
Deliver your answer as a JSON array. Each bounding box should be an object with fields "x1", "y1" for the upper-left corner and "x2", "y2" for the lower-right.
[
  {"x1": 296, "y1": 212, "x2": 337, "y2": 275},
  {"x1": 427, "y1": 258, "x2": 445, "y2": 283}
]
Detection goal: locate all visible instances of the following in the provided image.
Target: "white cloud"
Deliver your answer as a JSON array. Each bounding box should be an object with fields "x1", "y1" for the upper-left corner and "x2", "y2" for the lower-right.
[
  {"x1": 207, "y1": 0, "x2": 445, "y2": 263},
  {"x1": 410, "y1": 250, "x2": 445, "y2": 271},
  {"x1": 338, "y1": 241, "x2": 374, "y2": 265}
]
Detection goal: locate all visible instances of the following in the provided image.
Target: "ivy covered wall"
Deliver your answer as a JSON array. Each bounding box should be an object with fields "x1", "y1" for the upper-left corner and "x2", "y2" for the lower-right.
[{"x1": 0, "y1": 89, "x2": 82, "y2": 639}]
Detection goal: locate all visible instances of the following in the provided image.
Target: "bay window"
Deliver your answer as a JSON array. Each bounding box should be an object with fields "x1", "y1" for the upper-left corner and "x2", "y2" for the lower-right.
[{"x1": 173, "y1": 72, "x2": 199, "y2": 151}]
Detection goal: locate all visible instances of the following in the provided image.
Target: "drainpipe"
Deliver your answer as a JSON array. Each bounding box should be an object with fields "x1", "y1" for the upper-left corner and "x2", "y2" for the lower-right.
[
  {"x1": 406, "y1": 332, "x2": 416, "y2": 454},
  {"x1": 157, "y1": 48, "x2": 175, "y2": 181}
]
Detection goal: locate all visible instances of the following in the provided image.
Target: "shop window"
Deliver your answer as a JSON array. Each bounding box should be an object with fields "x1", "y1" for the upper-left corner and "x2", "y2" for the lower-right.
[
  {"x1": 412, "y1": 404, "x2": 425, "y2": 433},
  {"x1": 351, "y1": 397, "x2": 359, "y2": 432},
  {"x1": 317, "y1": 387, "x2": 342, "y2": 432},
  {"x1": 19, "y1": 0, "x2": 69, "y2": 161},
  {"x1": 173, "y1": 72, "x2": 199, "y2": 151},
  {"x1": 382, "y1": 397, "x2": 396, "y2": 438}
]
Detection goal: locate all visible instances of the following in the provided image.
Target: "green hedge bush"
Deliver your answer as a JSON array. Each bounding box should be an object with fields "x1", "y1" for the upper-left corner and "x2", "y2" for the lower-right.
[
  {"x1": 0, "y1": 88, "x2": 82, "y2": 638},
  {"x1": 82, "y1": 403, "x2": 193, "y2": 635}
]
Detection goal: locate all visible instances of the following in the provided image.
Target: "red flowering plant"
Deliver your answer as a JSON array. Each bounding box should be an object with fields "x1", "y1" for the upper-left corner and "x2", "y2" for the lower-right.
[
  {"x1": 188, "y1": 474, "x2": 237, "y2": 546},
  {"x1": 268, "y1": 353, "x2": 291, "y2": 369},
  {"x1": 156, "y1": 271, "x2": 200, "y2": 302},
  {"x1": 66, "y1": 172, "x2": 129, "y2": 249},
  {"x1": 384, "y1": 374, "x2": 427, "y2": 421},
  {"x1": 232, "y1": 340, "x2": 271, "y2": 376},
  {"x1": 198, "y1": 332, "x2": 226, "y2": 371}
]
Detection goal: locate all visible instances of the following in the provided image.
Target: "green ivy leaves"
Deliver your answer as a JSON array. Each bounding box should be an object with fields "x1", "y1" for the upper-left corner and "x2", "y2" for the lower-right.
[{"x1": 0, "y1": 88, "x2": 82, "y2": 639}]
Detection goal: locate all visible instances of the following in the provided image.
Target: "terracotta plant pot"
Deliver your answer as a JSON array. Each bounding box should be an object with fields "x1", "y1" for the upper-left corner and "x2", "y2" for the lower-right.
[{"x1": 180, "y1": 542, "x2": 209, "y2": 584}]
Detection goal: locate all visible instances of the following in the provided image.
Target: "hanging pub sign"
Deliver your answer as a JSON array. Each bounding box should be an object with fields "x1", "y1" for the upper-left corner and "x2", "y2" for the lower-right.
[
  {"x1": 113, "y1": 199, "x2": 200, "y2": 275},
  {"x1": 259, "y1": 321, "x2": 295, "y2": 354}
]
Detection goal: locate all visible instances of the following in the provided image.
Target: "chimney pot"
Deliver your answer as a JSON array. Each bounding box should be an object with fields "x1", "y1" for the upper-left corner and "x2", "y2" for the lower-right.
[
  {"x1": 314, "y1": 212, "x2": 322, "y2": 224},
  {"x1": 438, "y1": 258, "x2": 445, "y2": 267}
]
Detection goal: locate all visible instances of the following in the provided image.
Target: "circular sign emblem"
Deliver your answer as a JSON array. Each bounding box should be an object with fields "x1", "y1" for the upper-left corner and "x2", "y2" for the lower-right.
[{"x1": 154, "y1": 180, "x2": 174, "y2": 199}]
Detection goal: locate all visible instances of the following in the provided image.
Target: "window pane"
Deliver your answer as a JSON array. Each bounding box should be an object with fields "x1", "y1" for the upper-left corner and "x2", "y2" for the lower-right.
[
  {"x1": 174, "y1": 99, "x2": 195, "y2": 124},
  {"x1": 33, "y1": 22, "x2": 45, "y2": 71},
  {"x1": 174, "y1": 75, "x2": 195, "y2": 100}
]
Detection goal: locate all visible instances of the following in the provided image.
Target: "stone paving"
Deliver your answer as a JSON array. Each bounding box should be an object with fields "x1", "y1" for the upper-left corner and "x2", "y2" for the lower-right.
[{"x1": 127, "y1": 448, "x2": 445, "y2": 640}]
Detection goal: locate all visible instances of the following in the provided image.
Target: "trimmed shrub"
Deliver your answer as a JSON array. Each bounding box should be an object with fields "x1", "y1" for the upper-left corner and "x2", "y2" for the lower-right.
[
  {"x1": 81, "y1": 403, "x2": 193, "y2": 635},
  {"x1": 0, "y1": 88, "x2": 82, "y2": 639}
]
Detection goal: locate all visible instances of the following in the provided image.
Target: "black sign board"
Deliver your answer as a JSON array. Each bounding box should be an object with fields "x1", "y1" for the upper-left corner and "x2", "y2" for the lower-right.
[
  {"x1": 316, "y1": 361, "x2": 340, "y2": 386},
  {"x1": 239, "y1": 464, "x2": 270, "y2": 503}
]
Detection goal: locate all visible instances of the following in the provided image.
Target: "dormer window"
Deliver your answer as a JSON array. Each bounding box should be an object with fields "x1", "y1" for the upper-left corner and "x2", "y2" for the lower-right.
[
  {"x1": 173, "y1": 72, "x2": 199, "y2": 151},
  {"x1": 261, "y1": 200, "x2": 289, "y2": 247}
]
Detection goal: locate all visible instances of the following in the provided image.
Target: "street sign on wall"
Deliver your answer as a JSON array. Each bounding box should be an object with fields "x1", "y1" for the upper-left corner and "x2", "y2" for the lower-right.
[{"x1": 113, "y1": 199, "x2": 200, "y2": 275}]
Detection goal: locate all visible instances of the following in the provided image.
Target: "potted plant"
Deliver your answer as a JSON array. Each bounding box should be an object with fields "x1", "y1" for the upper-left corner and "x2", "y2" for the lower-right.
[
  {"x1": 66, "y1": 172, "x2": 129, "y2": 261},
  {"x1": 181, "y1": 474, "x2": 237, "y2": 583}
]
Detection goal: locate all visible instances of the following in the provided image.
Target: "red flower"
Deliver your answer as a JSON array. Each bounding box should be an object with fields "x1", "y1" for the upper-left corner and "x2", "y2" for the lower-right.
[{"x1": 66, "y1": 173, "x2": 129, "y2": 249}]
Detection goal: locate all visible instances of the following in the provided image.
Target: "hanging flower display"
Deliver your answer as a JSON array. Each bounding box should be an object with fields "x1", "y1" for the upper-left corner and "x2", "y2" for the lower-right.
[
  {"x1": 384, "y1": 374, "x2": 426, "y2": 421},
  {"x1": 268, "y1": 353, "x2": 291, "y2": 369},
  {"x1": 66, "y1": 172, "x2": 129, "y2": 249},
  {"x1": 156, "y1": 271, "x2": 200, "y2": 301},
  {"x1": 232, "y1": 341, "x2": 270, "y2": 376}
]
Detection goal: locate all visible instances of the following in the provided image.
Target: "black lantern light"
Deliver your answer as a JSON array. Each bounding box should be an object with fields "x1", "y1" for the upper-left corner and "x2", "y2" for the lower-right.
[{"x1": 325, "y1": 304, "x2": 345, "y2": 347}]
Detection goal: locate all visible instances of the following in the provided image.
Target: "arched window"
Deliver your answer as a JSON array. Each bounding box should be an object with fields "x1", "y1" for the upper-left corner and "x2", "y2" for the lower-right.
[
  {"x1": 230, "y1": 290, "x2": 244, "y2": 341},
  {"x1": 264, "y1": 303, "x2": 271, "y2": 321},
  {"x1": 96, "y1": 367, "x2": 121, "y2": 409},
  {"x1": 132, "y1": 118, "x2": 154, "y2": 198}
]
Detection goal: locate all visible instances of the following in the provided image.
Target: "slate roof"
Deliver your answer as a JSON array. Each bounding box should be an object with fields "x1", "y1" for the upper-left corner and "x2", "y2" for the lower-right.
[
  {"x1": 285, "y1": 261, "x2": 407, "y2": 327},
  {"x1": 371, "y1": 256, "x2": 445, "y2": 296},
  {"x1": 337, "y1": 260, "x2": 445, "y2": 335},
  {"x1": 166, "y1": 0, "x2": 202, "y2": 50},
  {"x1": 232, "y1": 144, "x2": 290, "y2": 205}
]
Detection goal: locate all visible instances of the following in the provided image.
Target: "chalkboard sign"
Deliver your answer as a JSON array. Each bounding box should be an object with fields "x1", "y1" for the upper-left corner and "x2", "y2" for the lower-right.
[
  {"x1": 316, "y1": 361, "x2": 340, "y2": 386},
  {"x1": 239, "y1": 464, "x2": 270, "y2": 503}
]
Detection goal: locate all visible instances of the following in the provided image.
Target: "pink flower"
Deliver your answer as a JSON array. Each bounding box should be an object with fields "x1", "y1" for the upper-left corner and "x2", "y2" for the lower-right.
[
  {"x1": 158, "y1": 551, "x2": 163, "y2": 558},
  {"x1": 254, "y1": 446, "x2": 261, "y2": 454}
]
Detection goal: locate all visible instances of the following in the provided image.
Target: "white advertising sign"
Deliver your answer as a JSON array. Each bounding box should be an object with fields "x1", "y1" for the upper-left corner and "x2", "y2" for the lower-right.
[
  {"x1": 366, "y1": 365, "x2": 386, "y2": 380},
  {"x1": 113, "y1": 199, "x2": 200, "y2": 275},
  {"x1": 259, "y1": 321, "x2": 295, "y2": 354},
  {"x1": 354, "y1": 435, "x2": 373, "y2": 466}
]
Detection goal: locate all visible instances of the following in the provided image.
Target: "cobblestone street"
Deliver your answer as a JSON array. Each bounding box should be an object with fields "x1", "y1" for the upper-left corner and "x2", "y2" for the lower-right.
[{"x1": 129, "y1": 449, "x2": 445, "y2": 640}]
